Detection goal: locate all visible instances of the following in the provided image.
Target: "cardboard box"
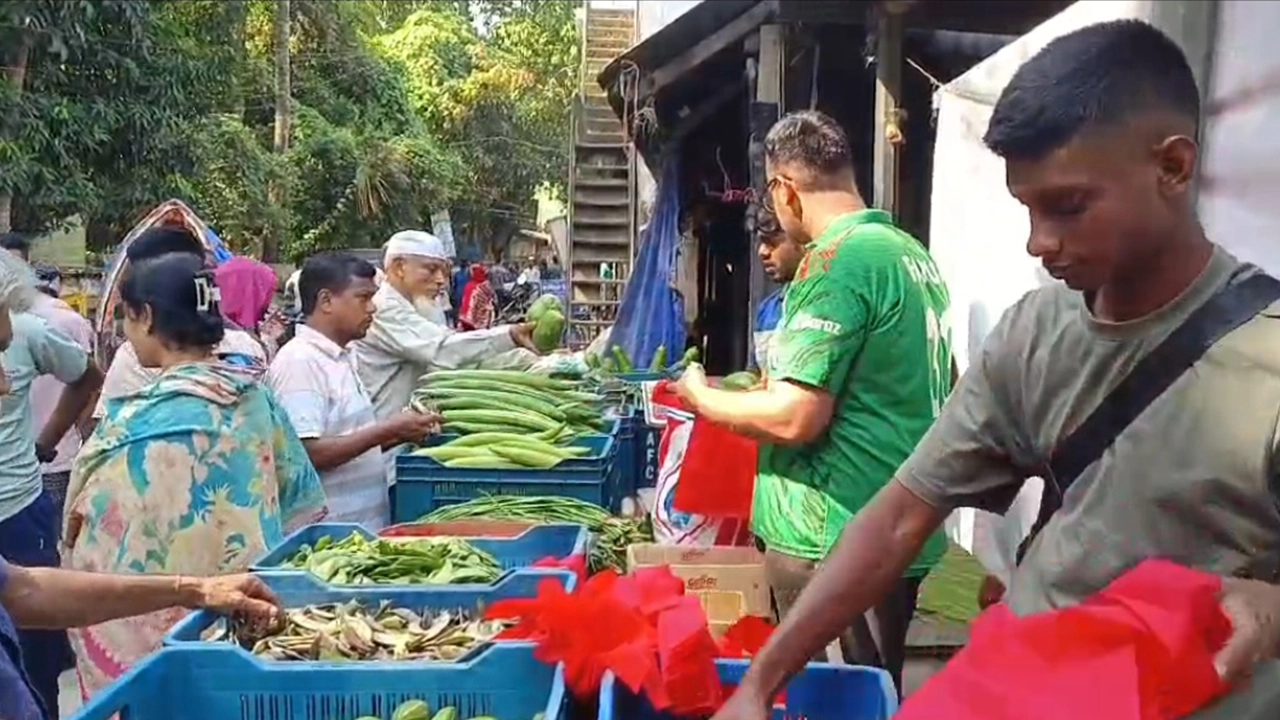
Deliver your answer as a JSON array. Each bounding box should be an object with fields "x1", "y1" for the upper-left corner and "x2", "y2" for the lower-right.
[{"x1": 626, "y1": 543, "x2": 770, "y2": 636}]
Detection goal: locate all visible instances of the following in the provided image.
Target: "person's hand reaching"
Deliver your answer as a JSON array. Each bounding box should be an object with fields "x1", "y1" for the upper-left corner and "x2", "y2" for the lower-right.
[
  {"x1": 674, "y1": 362, "x2": 709, "y2": 407},
  {"x1": 189, "y1": 574, "x2": 281, "y2": 624},
  {"x1": 387, "y1": 409, "x2": 442, "y2": 444},
  {"x1": 509, "y1": 322, "x2": 543, "y2": 354},
  {"x1": 710, "y1": 681, "x2": 770, "y2": 720},
  {"x1": 1214, "y1": 577, "x2": 1280, "y2": 684}
]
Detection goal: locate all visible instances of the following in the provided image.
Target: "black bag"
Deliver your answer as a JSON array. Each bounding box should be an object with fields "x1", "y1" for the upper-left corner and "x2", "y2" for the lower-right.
[{"x1": 1016, "y1": 265, "x2": 1280, "y2": 564}]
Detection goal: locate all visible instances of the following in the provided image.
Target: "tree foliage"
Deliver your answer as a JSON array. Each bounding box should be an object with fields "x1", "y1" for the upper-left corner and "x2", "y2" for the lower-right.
[{"x1": 1, "y1": 0, "x2": 579, "y2": 261}]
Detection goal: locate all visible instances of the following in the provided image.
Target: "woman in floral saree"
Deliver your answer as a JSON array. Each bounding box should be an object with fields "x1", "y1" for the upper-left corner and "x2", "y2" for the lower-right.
[{"x1": 62, "y1": 252, "x2": 327, "y2": 699}]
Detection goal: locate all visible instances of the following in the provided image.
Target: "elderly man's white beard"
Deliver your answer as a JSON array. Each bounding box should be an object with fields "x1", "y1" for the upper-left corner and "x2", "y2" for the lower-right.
[{"x1": 412, "y1": 295, "x2": 438, "y2": 318}]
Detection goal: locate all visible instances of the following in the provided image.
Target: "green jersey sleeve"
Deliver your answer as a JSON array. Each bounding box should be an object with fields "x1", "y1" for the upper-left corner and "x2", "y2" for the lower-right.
[{"x1": 768, "y1": 258, "x2": 868, "y2": 393}]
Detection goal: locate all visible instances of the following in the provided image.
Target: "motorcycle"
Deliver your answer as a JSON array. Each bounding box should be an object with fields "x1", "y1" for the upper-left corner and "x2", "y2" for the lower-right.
[{"x1": 496, "y1": 279, "x2": 538, "y2": 324}]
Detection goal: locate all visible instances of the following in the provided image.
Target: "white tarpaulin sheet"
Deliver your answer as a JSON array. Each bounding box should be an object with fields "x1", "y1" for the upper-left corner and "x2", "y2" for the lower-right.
[{"x1": 1200, "y1": 1, "x2": 1280, "y2": 275}]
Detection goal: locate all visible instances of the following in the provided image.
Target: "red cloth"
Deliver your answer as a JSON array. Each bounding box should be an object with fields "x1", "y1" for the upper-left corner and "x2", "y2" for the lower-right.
[
  {"x1": 531, "y1": 553, "x2": 588, "y2": 586},
  {"x1": 459, "y1": 264, "x2": 496, "y2": 330},
  {"x1": 672, "y1": 416, "x2": 757, "y2": 519},
  {"x1": 215, "y1": 256, "x2": 277, "y2": 331},
  {"x1": 487, "y1": 566, "x2": 774, "y2": 716},
  {"x1": 897, "y1": 560, "x2": 1232, "y2": 720}
]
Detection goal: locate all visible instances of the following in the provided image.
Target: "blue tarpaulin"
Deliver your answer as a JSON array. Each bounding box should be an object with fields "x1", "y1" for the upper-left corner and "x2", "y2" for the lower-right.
[{"x1": 609, "y1": 159, "x2": 686, "y2": 370}]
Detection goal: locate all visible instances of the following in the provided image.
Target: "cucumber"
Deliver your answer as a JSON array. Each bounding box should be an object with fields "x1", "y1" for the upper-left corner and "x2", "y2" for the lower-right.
[
  {"x1": 440, "y1": 409, "x2": 561, "y2": 433},
  {"x1": 427, "y1": 394, "x2": 566, "y2": 422},
  {"x1": 489, "y1": 444, "x2": 563, "y2": 469},
  {"x1": 441, "y1": 456, "x2": 524, "y2": 469},
  {"x1": 442, "y1": 421, "x2": 529, "y2": 435},
  {"x1": 421, "y1": 370, "x2": 580, "y2": 392},
  {"x1": 611, "y1": 346, "x2": 634, "y2": 372},
  {"x1": 445, "y1": 432, "x2": 549, "y2": 448},
  {"x1": 650, "y1": 345, "x2": 667, "y2": 372},
  {"x1": 411, "y1": 446, "x2": 493, "y2": 461},
  {"x1": 421, "y1": 379, "x2": 567, "y2": 407}
]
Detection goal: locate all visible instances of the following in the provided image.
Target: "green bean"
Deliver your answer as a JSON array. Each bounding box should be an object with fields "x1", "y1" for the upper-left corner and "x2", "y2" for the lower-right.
[{"x1": 417, "y1": 496, "x2": 652, "y2": 573}]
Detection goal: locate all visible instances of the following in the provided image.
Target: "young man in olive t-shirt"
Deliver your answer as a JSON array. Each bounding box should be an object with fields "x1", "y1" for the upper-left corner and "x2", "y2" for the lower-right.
[{"x1": 676, "y1": 110, "x2": 952, "y2": 694}]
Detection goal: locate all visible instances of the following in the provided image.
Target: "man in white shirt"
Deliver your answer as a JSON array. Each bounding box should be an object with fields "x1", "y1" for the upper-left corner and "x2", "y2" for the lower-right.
[
  {"x1": 355, "y1": 231, "x2": 540, "y2": 423},
  {"x1": 92, "y1": 227, "x2": 266, "y2": 421},
  {"x1": 27, "y1": 265, "x2": 95, "y2": 520},
  {"x1": 354, "y1": 231, "x2": 541, "y2": 493},
  {"x1": 268, "y1": 252, "x2": 438, "y2": 530}
]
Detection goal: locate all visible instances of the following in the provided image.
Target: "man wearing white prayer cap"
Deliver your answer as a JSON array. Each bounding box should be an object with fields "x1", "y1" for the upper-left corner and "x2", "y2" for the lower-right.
[{"x1": 354, "y1": 230, "x2": 540, "y2": 504}]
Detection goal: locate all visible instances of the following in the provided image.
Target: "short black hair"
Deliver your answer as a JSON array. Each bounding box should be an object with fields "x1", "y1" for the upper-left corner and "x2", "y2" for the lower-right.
[
  {"x1": 298, "y1": 251, "x2": 377, "y2": 316},
  {"x1": 984, "y1": 20, "x2": 1201, "y2": 161},
  {"x1": 756, "y1": 203, "x2": 784, "y2": 240},
  {"x1": 126, "y1": 226, "x2": 203, "y2": 263},
  {"x1": 120, "y1": 252, "x2": 225, "y2": 349},
  {"x1": 0, "y1": 233, "x2": 32, "y2": 256},
  {"x1": 764, "y1": 110, "x2": 853, "y2": 178}
]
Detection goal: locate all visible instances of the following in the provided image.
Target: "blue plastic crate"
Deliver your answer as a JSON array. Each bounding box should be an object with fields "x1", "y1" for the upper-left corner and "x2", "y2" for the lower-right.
[
  {"x1": 612, "y1": 406, "x2": 638, "y2": 505},
  {"x1": 599, "y1": 660, "x2": 898, "y2": 720},
  {"x1": 393, "y1": 434, "x2": 619, "y2": 521},
  {"x1": 632, "y1": 415, "x2": 662, "y2": 491},
  {"x1": 72, "y1": 643, "x2": 566, "y2": 720},
  {"x1": 253, "y1": 522, "x2": 588, "y2": 577},
  {"x1": 165, "y1": 570, "x2": 570, "y2": 653}
]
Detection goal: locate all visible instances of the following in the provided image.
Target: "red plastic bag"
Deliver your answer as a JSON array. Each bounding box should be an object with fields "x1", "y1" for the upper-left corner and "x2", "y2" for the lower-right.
[
  {"x1": 897, "y1": 560, "x2": 1232, "y2": 720},
  {"x1": 671, "y1": 416, "x2": 757, "y2": 519},
  {"x1": 531, "y1": 553, "x2": 588, "y2": 586},
  {"x1": 486, "y1": 565, "x2": 724, "y2": 717}
]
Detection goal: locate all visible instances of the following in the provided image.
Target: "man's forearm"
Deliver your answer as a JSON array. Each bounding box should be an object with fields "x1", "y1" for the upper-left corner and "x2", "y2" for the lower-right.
[
  {"x1": 37, "y1": 366, "x2": 103, "y2": 450},
  {"x1": 303, "y1": 425, "x2": 397, "y2": 470},
  {"x1": 687, "y1": 385, "x2": 795, "y2": 443},
  {"x1": 740, "y1": 481, "x2": 947, "y2": 698},
  {"x1": 2, "y1": 564, "x2": 202, "y2": 629}
]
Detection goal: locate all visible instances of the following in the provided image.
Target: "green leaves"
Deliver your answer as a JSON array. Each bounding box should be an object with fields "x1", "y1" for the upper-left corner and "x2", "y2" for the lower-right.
[{"x1": 5, "y1": 0, "x2": 578, "y2": 258}]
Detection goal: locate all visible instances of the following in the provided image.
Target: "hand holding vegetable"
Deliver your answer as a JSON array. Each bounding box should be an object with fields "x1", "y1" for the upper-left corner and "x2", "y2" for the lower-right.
[
  {"x1": 508, "y1": 322, "x2": 544, "y2": 355},
  {"x1": 674, "y1": 362, "x2": 709, "y2": 406},
  {"x1": 387, "y1": 409, "x2": 442, "y2": 444}
]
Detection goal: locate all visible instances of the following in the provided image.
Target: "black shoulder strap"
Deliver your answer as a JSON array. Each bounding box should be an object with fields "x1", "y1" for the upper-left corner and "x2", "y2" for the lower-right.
[{"x1": 1016, "y1": 265, "x2": 1280, "y2": 564}]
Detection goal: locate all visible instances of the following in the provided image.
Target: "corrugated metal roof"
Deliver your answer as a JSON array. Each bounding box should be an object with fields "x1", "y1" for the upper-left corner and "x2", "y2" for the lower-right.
[{"x1": 598, "y1": 0, "x2": 764, "y2": 92}]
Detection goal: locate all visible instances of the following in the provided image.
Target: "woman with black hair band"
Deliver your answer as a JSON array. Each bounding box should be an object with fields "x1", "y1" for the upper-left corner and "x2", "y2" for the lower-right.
[{"x1": 60, "y1": 252, "x2": 327, "y2": 700}]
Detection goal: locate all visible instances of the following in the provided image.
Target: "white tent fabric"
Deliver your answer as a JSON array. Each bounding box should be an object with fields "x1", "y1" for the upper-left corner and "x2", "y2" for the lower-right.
[{"x1": 1199, "y1": 1, "x2": 1280, "y2": 276}]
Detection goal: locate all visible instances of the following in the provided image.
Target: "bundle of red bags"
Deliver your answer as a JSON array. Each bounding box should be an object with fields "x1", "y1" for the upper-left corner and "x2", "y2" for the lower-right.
[
  {"x1": 486, "y1": 566, "x2": 774, "y2": 716},
  {"x1": 898, "y1": 560, "x2": 1233, "y2": 720}
]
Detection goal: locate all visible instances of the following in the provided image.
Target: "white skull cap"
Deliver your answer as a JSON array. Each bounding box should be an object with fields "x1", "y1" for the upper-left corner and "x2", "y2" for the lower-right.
[{"x1": 384, "y1": 230, "x2": 446, "y2": 263}]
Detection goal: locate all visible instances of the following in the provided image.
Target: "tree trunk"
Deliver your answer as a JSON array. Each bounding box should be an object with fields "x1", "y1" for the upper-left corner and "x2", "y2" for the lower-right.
[
  {"x1": 264, "y1": 0, "x2": 292, "y2": 262},
  {"x1": 230, "y1": 0, "x2": 248, "y2": 120},
  {"x1": 0, "y1": 35, "x2": 32, "y2": 234}
]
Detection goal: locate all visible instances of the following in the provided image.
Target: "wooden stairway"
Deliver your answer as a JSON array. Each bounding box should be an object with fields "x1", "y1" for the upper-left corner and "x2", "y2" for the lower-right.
[{"x1": 567, "y1": 5, "x2": 637, "y2": 349}]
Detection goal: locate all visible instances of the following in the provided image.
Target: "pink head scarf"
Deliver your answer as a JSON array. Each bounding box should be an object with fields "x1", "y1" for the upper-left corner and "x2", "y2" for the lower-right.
[{"x1": 215, "y1": 256, "x2": 278, "y2": 331}]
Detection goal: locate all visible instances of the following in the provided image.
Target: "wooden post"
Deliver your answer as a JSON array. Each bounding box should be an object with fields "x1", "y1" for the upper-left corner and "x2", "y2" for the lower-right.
[
  {"x1": 748, "y1": 24, "x2": 784, "y2": 362},
  {"x1": 872, "y1": 3, "x2": 905, "y2": 214}
]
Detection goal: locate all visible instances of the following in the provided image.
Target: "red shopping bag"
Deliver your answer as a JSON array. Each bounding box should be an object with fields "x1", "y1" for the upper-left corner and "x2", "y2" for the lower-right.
[
  {"x1": 897, "y1": 560, "x2": 1232, "y2": 720},
  {"x1": 671, "y1": 416, "x2": 757, "y2": 519}
]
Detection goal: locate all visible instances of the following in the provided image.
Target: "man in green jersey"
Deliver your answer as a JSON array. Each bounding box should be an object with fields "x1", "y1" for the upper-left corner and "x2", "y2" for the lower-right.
[{"x1": 676, "y1": 110, "x2": 952, "y2": 694}]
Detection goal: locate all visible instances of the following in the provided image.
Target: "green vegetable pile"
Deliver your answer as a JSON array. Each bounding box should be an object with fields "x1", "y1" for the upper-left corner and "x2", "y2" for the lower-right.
[
  {"x1": 418, "y1": 496, "x2": 652, "y2": 573},
  {"x1": 407, "y1": 369, "x2": 612, "y2": 470},
  {"x1": 282, "y1": 533, "x2": 502, "y2": 585},
  {"x1": 353, "y1": 700, "x2": 542, "y2": 720},
  {"x1": 584, "y1": 344, "x2": 699, "y2": 376}
]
